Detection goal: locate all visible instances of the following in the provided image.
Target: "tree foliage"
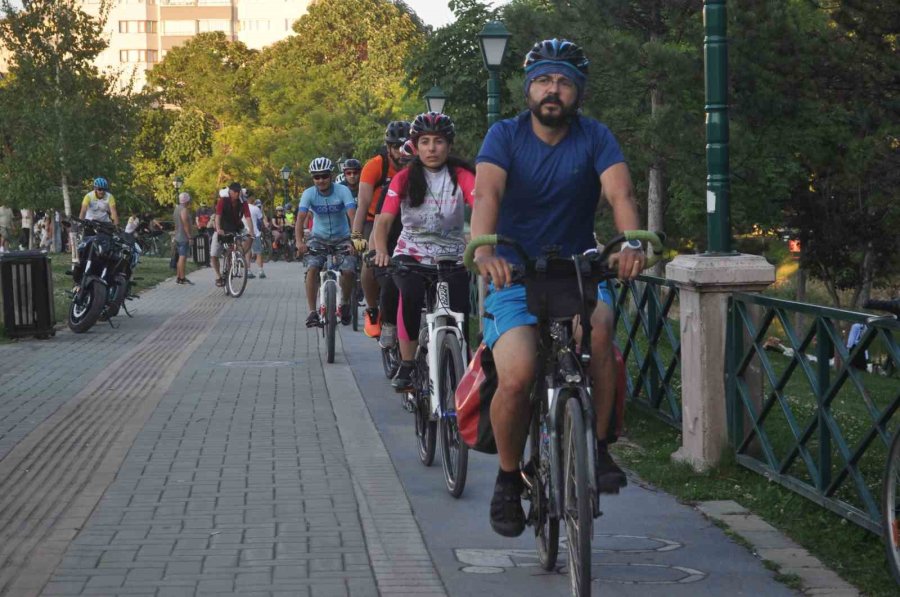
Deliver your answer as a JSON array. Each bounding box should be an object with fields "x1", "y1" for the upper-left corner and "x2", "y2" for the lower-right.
[{"x1": 0, "y1": 0, "x2": 136, "y2": 211}]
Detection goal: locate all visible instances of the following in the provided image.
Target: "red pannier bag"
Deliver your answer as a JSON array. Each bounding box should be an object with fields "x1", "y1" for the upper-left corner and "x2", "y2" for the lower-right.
[
  {"x1": 455, "y1": 343, "x2": 628, "y2": 452},
  {"x1": 455, "y1": 343, "x2": 499, "y2": 454}
]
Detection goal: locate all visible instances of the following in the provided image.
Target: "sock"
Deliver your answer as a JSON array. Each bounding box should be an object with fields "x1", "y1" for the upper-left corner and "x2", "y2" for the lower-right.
[{"x1": 497, "y1": 467, "x2": 521, "y2": 486}]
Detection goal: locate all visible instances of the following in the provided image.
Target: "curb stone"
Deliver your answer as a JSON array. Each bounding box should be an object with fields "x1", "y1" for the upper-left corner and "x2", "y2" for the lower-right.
[{"x1": 696, "y1": 500, "x2": 859, "y2": 596}]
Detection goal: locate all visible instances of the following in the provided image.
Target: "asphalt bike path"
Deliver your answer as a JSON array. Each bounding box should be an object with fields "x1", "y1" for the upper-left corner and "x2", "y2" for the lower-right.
[
  {"x1": 0, "y1": 261, "x2": 796, "y2": 595},
  {"x1": 340, "y1": 310, "x2": 797, "y2": 596}
]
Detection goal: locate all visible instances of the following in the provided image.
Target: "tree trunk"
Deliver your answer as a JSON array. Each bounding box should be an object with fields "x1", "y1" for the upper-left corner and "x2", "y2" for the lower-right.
[
  {"x1": 856, "y1": 242, "x2": 875, "y2": 309},
  {"x1": 795, "y1": 263, "x2": 807, "y2": 334},
  {"x1": 647, "y1": 85, "x2": 664, "y2": 277}
]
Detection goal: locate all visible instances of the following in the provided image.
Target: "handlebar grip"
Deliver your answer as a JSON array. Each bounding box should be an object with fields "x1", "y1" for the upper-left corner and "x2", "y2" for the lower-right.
[
  {"x1": 623, "y1": 230, "x2": 665, "y2": 254},
  {"x1": 463, "y1": 235, "x2": 498, "y2": 272}
]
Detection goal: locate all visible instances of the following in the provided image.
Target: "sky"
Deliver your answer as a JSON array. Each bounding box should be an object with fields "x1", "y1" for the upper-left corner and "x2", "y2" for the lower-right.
[
  {"x1": 5, "y1": 1, "x2": 511, "y2": 27},
  {"x1": 405, "y1": 1, "x2": 511, "y2": 28}
]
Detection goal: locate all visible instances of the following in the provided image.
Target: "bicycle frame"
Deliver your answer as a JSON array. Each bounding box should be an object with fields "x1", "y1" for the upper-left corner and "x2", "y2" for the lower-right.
[
  {"x1": 309, "y1": 246, "x2": 352, "y2": 324},
  {"x1": 419, "y1": 271, "x2": 468, "y2": 420},
  {"x1": 533, "y1": 319, "x2": 599, "y2": 521}
]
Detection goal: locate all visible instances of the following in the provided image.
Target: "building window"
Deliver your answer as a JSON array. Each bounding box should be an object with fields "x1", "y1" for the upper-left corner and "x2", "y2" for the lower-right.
[
  {"x1": 119, "y1": 49, "x2": 159, "y2": 63},
  {"x1": 198, "y1": 19, "x2": 232, "y2": 33},
  {"x1": 118, "y1": 21, "x2": 158, "y2": 33},
  {"x1": 240, "y1": 19, "x2": 271, "y2": 32},
  {"x1": 162, "y1": 20, "x2": 197, "y2": 35}
]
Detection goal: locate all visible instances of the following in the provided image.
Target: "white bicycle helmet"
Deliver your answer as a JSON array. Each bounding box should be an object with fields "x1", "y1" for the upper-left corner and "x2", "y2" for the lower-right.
[{"x1": 308, "y1": 157, "x2": 333, "y2": 174}]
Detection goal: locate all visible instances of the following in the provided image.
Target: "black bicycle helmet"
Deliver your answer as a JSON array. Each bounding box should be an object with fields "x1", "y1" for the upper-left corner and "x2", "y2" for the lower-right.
[
  {"x1": 384, "y1": 121, "x2": 411, "y2": 144},
  {"x1": 342, "y1": 158, "x2": 362, "y2": 171},
  {"x1": 524, "y1": 38, "x2": 589, "y2": 76},
  {"x1": 409, "y1": 112, "x2": 455, "y2": 144}
]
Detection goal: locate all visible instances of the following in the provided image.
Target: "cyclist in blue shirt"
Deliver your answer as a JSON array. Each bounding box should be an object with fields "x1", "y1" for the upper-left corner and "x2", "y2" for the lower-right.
[
  {"x1": 296, "y1": 157, "x2": 358, "y2": 328},
  {"x1": 471, "y1": 39, "x2": 647, "y2": 538}
]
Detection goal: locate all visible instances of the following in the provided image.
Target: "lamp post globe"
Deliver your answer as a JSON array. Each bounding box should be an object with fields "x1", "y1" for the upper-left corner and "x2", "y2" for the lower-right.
[
  {"x1": 424, "y1": 85, "x2": 447, "y2": 114},
  {"x1": 476, "y1": 21, "x2": 511, "y2": 126}
]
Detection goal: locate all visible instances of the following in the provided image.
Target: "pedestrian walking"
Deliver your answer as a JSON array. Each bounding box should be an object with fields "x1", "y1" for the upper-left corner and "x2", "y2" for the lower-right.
[
  {"x1": 0, "y1": 204, "x2": 13, "y2": 252},
  {"x1": 19, "y1": 208, "x2": 33, "y2": 249},
  {"x1": 173, "y1": 192, "x2": 194, "y2": 285}
]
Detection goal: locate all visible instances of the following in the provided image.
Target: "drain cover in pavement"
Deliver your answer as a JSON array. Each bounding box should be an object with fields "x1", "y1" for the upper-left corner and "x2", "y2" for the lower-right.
[{"x1": 217, "y1": 360, "x2": 303, "y2": 368}]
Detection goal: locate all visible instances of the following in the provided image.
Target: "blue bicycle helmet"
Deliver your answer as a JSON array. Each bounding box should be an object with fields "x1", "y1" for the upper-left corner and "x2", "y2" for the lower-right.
[
  {"x1": 284, "y1": 203, "x2": 293, "y2": 212},
  {"x1": 92, "y1": 177, "x2": 110, "y2": 190},
  {"x1": 523, "y1": 38, "x2": 589, "y2": 77}
]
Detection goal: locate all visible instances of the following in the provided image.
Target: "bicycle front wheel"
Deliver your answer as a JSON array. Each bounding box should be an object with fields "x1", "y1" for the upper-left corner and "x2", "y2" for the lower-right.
[
  {"x1": 438, "y1": 333, "x2": 468, "y2": 498},
  {"x1": 883, "y1": 430, "x2": 900, "y2": 585},
  {"x1": 227, "y1": 250, "x2": 248, "y2": 298},
  {"x1": 564, "y1": 397, "x2": 593, "y2": 595},
  {"x1": 325, "y1": 282, "x2": 337, "y2": 363},
  {"x1": 414, "y1": 355, "x2": 436, "y2": 466}
]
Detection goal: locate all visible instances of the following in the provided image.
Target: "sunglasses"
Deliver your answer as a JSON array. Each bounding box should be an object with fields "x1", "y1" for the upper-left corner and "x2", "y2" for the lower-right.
[{"x1": 312, "y1": 174, "x2": 331, "y2": 181}]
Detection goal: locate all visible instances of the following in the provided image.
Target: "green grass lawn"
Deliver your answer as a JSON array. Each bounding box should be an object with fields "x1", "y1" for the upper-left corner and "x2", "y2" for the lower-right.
[{"x1": 0, "y1": 254, "x2": 200, "y2": 340}]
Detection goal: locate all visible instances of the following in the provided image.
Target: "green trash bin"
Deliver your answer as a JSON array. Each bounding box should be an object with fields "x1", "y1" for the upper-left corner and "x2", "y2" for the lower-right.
[{"x1": 0, "y1": 250, "x2": 56, "y2": 339}]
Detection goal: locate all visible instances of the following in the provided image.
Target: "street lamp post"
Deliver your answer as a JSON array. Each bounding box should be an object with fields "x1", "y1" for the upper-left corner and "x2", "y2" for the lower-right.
[
  {"x1": 279, "y1": 165, "x2": 291, "y2": 208},
  {"x1": 704, "y1": 0, "x2": 732, "y2": 254},
  {"x1": 424, "y1": 84, "x2": 447, "y2": 114},
  {"x1": 477, "y1": 21, "x2": 511, "y2": 126}
]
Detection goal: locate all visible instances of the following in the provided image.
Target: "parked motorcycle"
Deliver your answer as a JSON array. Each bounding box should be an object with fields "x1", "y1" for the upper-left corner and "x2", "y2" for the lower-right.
[{"x1": 68, "y1": 218, "x2": 137, "y2": 333}]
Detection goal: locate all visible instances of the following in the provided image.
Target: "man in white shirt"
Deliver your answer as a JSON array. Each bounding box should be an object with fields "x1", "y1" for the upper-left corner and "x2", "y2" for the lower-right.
[{"x1": 247, "y1": 199, "x2": 266, "y2": 279}]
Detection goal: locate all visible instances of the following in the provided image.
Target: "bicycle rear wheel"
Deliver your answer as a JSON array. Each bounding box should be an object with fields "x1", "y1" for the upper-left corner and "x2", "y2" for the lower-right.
[
  {"x1": 227, "y1": 250, "x2": 248, "y2": 298},
  {"x1": 325, "y1": 282, "x2": 337, "y2": 363},
  {"x1": 414, "y1": 354, "x2": 436, "y2": 466},
  {"x1": 438, "y1": 333, "x2": 468, "y2": 497},
  {"x1": 564, "y1": 397, "x2": 593, "y2": 595},
  {"x1": 530, "y1": 408, "x2": 559, "y2": 570},
  {"x1": 883, "y1": 430, "x2": 900, "y2": 585}
]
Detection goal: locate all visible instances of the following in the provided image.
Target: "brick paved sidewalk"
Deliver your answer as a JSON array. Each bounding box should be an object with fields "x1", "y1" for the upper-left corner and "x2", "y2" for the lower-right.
[{"x1": 0, "y1": 263, "x2": 443, "y2": 597}]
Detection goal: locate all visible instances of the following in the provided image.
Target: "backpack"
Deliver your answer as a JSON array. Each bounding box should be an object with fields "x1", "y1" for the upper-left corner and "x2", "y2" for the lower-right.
[{"x1": 373, "y1": 147, "x2": 393, "y2": 215}]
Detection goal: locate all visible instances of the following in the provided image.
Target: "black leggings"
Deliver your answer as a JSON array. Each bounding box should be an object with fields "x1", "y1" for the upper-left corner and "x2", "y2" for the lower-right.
[
  {"x1": 393, "y1": 261, "x2": 470, "y2": 342},
  {"x1": 373, "y1": 265, "x2": 400, "y2": 325}
]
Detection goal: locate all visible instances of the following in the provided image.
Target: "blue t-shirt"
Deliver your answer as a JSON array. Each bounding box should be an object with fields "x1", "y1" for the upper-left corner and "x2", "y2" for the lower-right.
[
  {"x1": 299, "y1": 183, "x2": 357, "y2": 241},
  {"x1": 476, "y1": 111, "x2": 625, "y2": 263}
]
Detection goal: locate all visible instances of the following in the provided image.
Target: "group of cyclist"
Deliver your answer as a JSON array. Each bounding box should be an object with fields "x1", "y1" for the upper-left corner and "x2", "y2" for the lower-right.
[
  {"x1": 80, "y1": 38, "x2": 649, "y2": 543},
  {"x1": 283, "y1": 38, "x2": 649, "y2": 540}
]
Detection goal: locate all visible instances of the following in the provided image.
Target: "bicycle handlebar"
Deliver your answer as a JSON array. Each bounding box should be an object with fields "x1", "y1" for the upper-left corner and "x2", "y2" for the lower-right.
[{"x1": 463, "y1": 230, "x2": 665, "y2": 273}]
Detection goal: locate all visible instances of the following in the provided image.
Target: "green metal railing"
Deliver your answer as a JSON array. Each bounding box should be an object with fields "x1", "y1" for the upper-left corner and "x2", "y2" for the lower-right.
[
  {"x1": 727, "y1": 293, "x2": 900, "y2": 533},
  {"x1": 614, "y1": 276, "x2": 682, "y2": 428}
]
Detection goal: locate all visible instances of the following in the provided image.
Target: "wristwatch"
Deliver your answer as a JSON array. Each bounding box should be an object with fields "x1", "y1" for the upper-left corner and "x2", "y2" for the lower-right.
[{"x1": 621, "y1": 239, "x2": 643, "y2": 251}]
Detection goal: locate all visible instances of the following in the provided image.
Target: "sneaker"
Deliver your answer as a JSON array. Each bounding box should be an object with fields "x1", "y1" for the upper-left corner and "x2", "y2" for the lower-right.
[
  {"x1": 596, "y1": 443, "x2": 628, "y2": 494},
  {"x1": 391, "y1": 360, "x2": 416, "y2": 391},
  {"x1": 259, "y1": 271, "x2": 267, "y2": 279},
  {"x1": 176, "y1": 278, "x2": 185, "y2": 285},
  {"x1": 182, "y1": 277, "x2": 195, "y2": 285},
  {"x1": 305, "y1": 311, "x2": 319, "y2": 328},
  {"x1": 364, "y1": 307, "x2": 381, "y2": 338},
  {"x1": 378, "y1": 323, "x2": 397, "y2": 349},
  {"x1": 340, "y1": 304, "x2": 352, "y2": 326},
  {"x1": 490, "y1": 474, "x2": 526, "y2": 537},
  {"x1": 215, "y1": 277, "x2": 225, "y2": 287},
  {"x1": 247, "y1": 272, "x2": 256, "y2": 279}
]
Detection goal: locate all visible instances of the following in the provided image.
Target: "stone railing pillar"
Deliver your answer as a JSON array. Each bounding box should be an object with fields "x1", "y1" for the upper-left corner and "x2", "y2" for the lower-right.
[{"x1": 666, "y1": 254, "x2": 774, "y2": 471}]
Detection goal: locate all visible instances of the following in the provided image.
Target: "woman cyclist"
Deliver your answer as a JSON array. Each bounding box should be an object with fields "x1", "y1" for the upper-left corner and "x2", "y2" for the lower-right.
[{"x1": 373, "y1": 112, "x2": 475, "y2": 390}]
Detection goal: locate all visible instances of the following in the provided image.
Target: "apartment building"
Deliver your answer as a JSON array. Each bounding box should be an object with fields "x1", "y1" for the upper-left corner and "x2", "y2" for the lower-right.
[{"x1": 80, "y1": 0, "x2": 312, "y2": 91}]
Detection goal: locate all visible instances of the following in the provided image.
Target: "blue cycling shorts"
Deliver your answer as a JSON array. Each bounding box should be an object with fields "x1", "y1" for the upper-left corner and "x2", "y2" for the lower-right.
[
  {"x1": 482, "y1": 284, "x2": 537, "y2": 349},
  {"x1": 483, "y1": 281, "x2": 617, "y2": 349}
]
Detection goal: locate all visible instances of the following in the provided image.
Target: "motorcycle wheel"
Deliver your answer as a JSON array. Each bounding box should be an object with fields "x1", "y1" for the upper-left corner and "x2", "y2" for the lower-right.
[{"x1": 68, "y1": 282, "x2": 106, "y2": 333}]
